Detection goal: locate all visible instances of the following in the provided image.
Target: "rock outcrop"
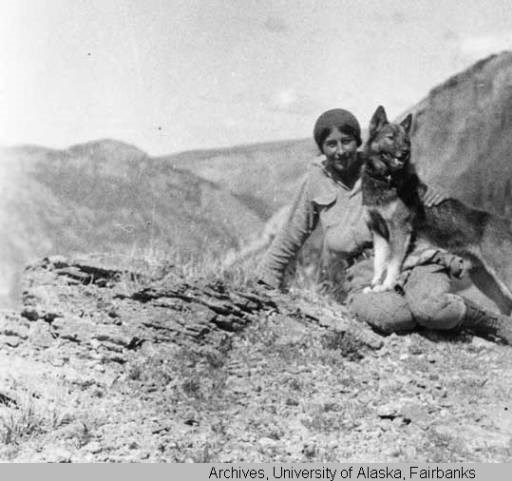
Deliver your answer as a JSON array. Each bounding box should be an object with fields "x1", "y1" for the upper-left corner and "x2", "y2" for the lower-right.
[{"x1": 10, "y1": 255, "x2": 381, "y2": 370}]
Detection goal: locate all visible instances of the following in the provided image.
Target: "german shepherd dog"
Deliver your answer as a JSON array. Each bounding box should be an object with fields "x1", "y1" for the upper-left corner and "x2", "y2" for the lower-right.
[{"x1": 361, "y1": 105, "x2": 512, "y2": 315}]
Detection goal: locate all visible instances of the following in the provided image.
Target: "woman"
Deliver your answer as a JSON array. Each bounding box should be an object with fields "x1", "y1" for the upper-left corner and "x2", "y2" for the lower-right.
[{"x1": 257, "y1": 108, "x2": 512, "y2": 343}]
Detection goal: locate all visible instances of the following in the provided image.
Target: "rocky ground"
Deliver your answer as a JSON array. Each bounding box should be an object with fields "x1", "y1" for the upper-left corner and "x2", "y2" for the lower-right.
[{"x1": 1, "y1": 255, "x2": 512, "y2": 462}]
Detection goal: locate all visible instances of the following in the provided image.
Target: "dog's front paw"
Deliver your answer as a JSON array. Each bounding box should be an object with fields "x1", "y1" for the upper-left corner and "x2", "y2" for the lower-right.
[
  {"x1": 370, "y1": 283, "x2": 392, "y2": 293},
  {"x1": 363, "y1": 283, "x2": 389, "y2": 293}
]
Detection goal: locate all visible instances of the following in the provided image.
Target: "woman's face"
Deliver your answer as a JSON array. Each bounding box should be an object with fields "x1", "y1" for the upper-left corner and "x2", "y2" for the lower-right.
[{"x1": 321, "y1": 127, "x2": 358, "y2": 174}]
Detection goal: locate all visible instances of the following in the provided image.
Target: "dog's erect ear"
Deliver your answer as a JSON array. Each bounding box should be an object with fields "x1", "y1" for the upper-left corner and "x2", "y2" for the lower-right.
[
  {"x1": 369, "y1": 106, "x2": 388, "y2": 137},
  {"x1": 400, "y1": 113, "x2": 413, "y2": 134}
]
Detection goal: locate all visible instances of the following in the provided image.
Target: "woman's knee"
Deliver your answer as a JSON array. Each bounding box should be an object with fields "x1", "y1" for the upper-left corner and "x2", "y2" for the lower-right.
[
  {"x1": 349, "y1": 291, "x2": 416, "y2": 333},
  {"x1": 407, "y1": 292, "x2": 465, "y2": 330}
]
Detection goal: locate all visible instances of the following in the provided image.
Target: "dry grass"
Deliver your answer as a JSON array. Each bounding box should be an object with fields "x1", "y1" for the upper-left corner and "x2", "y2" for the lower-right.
[
  {"x1": 0, "y1": 393, "x2": 70, "y2": 446},
  {"x1": 0, "y1": 366, "x2": 101, "y2": 459},
  {"x1": 0, "y1": 400, "x2": 43, "y2": 445},
  {"x1": 114, "y1": 241, "x2": 262, "y2": 292}
]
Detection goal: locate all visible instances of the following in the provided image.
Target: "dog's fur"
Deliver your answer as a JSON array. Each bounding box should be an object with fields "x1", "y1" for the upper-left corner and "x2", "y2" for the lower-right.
[{"x1": 361, "y1": 105, "x2": 512, "y2": 314}]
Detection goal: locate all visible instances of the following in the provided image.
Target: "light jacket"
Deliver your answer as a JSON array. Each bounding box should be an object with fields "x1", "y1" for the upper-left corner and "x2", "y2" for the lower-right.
[{"x1": 258, "y1": 154, "x2": 372, "y2": 288}]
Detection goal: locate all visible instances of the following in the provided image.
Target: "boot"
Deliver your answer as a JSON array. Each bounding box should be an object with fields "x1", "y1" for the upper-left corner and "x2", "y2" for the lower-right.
[{"x1": 461, "y1": 298, "x2": 512, "y2": 344}]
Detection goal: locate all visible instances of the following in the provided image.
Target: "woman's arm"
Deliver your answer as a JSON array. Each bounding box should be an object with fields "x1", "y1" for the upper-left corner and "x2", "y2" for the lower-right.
[{"x1": 257, "y1": 180, "x2": 318, "y2": 289}]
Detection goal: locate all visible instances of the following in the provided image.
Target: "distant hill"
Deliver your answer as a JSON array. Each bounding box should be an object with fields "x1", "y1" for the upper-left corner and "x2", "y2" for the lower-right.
[
  {"x1": 0, "y1": 140, "x2": 265, "y2": 304},
  {"x1": 162, "y1": 138, "x2": 316, "y2": 219}
]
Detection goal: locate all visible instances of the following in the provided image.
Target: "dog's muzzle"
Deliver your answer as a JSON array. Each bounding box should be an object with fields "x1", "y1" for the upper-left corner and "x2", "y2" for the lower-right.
[{"x1": 381, "y1": 152, "x2": 409, "y2": 169}]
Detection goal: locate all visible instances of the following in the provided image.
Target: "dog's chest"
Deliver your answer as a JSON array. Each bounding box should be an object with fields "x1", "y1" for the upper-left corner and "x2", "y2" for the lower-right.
[
  {"x1": 361, "y1": 171, "x2": 399, "y2": 207},
  {"x1": 363, "y1": 198, "x2": 412, "y2": 241}
]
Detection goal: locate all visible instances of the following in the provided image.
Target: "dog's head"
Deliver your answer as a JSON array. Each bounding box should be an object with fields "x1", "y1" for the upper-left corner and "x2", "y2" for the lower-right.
[{"x1": 365, "y1": 106, "x2": 412, "y2": 177}]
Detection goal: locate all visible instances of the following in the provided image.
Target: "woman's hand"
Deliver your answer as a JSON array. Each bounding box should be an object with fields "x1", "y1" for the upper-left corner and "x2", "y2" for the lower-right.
[{"x1": 423, "y1": 185, "x2": 450, "y2": 207}]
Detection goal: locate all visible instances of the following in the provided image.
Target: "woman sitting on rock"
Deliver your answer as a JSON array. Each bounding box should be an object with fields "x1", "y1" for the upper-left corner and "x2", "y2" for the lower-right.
[{"x1": 257, "y1": 108, "x2": 512, "y2": 343}]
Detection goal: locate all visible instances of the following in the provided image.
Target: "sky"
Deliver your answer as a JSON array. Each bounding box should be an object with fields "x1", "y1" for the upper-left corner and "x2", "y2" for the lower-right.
[{"x1": 1, "y1": 0, "x2": 512, "y2": 155}]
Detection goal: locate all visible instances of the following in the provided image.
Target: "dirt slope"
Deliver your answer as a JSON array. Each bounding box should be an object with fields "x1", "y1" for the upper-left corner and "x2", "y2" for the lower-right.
[
  {"x1": 0, "y1": 256, "x2": 511, "y2": 462},
  {"x1": 407, "y1": 52, "x2": 512, "y2": 215}
]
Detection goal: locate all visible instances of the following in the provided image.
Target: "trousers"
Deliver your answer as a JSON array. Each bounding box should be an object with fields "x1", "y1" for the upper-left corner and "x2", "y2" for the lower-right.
[{"x1": 347, "y1": 260, "x2": 467, "y2": 333}]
